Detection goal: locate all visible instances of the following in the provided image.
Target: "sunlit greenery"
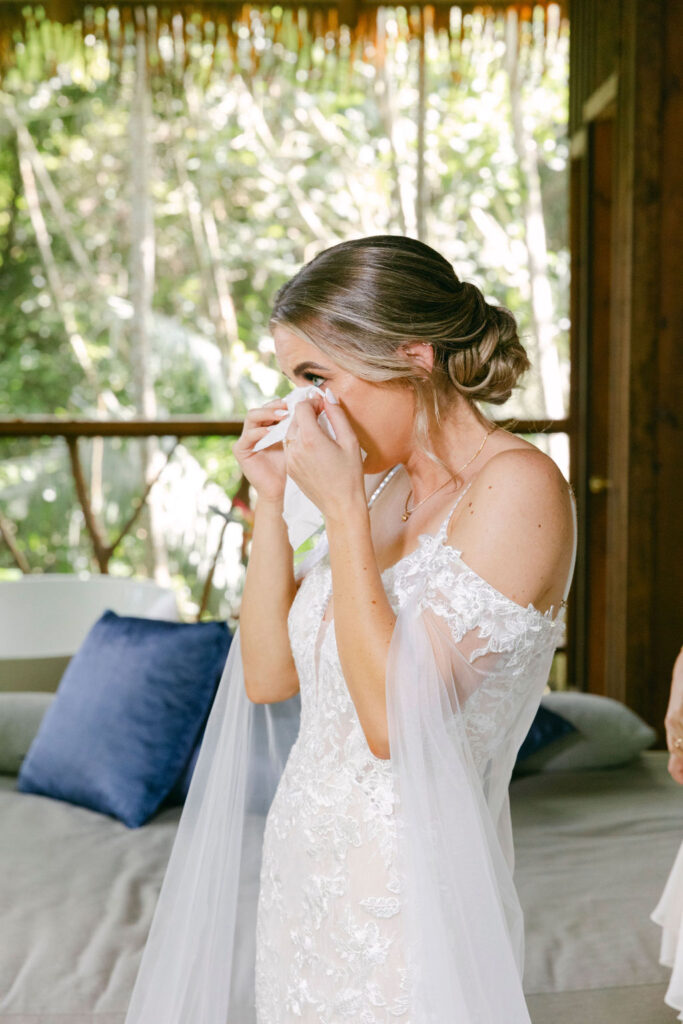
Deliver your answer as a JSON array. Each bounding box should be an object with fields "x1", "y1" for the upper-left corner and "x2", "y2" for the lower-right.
[{"x1": 0, "y1": 4, "x2": 569, "y2": 619}]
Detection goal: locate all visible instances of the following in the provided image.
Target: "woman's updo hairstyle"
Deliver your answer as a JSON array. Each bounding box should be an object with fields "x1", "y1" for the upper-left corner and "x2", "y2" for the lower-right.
[{"x1": 271, "y1": 236, "x2": 530, "y2": 448}]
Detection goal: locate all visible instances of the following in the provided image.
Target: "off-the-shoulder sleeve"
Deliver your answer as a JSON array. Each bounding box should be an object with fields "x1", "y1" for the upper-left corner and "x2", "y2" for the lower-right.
[{"x1": 386, "y1": 539, "x2": 563, "y2": 1024}]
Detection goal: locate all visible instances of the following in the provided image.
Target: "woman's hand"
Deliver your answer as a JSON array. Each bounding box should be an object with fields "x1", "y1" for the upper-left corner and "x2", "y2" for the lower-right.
[
  {"x1": 664, "y1": 648, "x2": 683, "y2": 784},
  {"x1": 233, "y1": 398, "x2": 290, "y2": 504},
  {"x1": 283, "y1": 392, "x2": 366, "y2": 521}
]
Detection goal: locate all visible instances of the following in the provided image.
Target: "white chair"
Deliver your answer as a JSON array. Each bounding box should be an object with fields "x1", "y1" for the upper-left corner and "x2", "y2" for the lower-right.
[{"x1": 0, "y1": 574, "x2": 179, "y2": 692}]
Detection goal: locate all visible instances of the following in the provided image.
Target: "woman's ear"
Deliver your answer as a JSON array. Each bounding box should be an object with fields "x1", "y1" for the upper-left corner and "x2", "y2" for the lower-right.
[{"x1": 402, "y1": 342, "x2": 434, "y2": 375}]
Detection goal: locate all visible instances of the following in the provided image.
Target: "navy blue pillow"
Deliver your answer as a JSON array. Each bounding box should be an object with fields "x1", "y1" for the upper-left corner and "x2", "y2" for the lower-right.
[
  {"x1": 18, "y1": 611, "x2": 231, "y2": 827},
  {"x1": 516, "y1": 704, "x2": 576, "y2": 763}
]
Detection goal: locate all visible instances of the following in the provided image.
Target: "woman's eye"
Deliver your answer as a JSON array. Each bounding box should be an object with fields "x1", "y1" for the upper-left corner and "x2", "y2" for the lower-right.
[{"x1": 303, "y1": 372, "x2": 325, "y2": 387}]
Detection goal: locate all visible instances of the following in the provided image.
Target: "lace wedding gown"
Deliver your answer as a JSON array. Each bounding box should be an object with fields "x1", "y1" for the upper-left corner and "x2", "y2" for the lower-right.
[
  {"x1": 125, "y1": 470, "x2": 576, "y2": 1024},
  {"x1": 255, "y1": 477, "x2": 575, "y2": 1022}
]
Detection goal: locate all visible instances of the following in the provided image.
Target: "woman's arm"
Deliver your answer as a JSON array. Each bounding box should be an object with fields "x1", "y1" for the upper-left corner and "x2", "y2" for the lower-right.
[
  {"x1": 286, "y1": 400, "x2": 573, "y2": 760},
  {"x1": 325, "y1": 500, "x2": 397, "y2": 759},
  {"x1": 664, "y1": 648, "x2": 683, "y2": 784},
  {"x1": 239, "y1": 497, "x2": 301, "y2": 704},
  {"x1": 282, "y1": 396, "x2": 398, "y2": 757},
  {"x1": 324, "y1": 450, "x2": 573, "y2": 759},
  {"x1": 233, "y1": 399, "x2": 301, "y2": 704}
]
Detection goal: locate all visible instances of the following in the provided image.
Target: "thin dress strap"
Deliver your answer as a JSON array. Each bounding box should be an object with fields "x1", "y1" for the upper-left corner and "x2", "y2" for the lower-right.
[
  {"x1": 439, "y1": 481, "x2": 476, "y2": 538},
  {"x1": 439, "y1": 478, "x2": 578, "y2": 612}
]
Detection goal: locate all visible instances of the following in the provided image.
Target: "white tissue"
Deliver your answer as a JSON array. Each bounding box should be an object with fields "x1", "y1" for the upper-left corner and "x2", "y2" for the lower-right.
[{"x1": 252, "y1": 386, "x2": 335, "y2": 549}]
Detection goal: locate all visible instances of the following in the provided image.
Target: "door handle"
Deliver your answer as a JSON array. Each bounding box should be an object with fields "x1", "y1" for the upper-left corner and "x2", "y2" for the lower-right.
[{"x1": 588, "y1": 476, "x2": 613, "y2": 494}]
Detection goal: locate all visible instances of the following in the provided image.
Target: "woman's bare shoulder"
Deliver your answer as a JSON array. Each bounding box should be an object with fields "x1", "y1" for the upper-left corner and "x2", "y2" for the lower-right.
[
  {"x1": 446, "y1": 446, "x2": 574, "y2": 613},
  {"x1": 474, "y1": 445, "x2": 570, "y2": 503}
]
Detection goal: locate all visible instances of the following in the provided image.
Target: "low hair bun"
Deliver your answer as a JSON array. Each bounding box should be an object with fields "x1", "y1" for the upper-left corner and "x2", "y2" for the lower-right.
[
  {"x1": 270, "y1": 236, "x2": 530, "y2": 424},
  {"x1": 444, "y1": 288, "x2": 530, "y2": 406}
]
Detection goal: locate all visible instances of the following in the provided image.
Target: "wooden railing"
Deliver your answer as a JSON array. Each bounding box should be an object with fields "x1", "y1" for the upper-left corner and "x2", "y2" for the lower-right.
[
  {"x1": 0, "y1": 416, "x2": 571, "y2": 438},
  {"x1": 0, "y1": 418, "x2": 249, "y2": 616},
  {"x1": 0, "y1": 415, "x2": 571, "y2": 615},
  {"x1": 0, "y1": 418, "x2": 244, "y2": 438}
]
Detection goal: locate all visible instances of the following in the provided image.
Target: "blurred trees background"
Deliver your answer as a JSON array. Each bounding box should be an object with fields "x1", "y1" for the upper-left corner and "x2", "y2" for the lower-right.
[{"x1": 0, "y1": 3, "x2": 569, "y2": 622}]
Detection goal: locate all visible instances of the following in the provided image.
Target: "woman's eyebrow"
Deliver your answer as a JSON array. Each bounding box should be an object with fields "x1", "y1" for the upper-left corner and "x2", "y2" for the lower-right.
[
  {"x1": 288, "y1": 360, "x2": 331, "y2": 376},
  {"x1": 292, "y1": 361, "x2": 331, "y2": 377}
]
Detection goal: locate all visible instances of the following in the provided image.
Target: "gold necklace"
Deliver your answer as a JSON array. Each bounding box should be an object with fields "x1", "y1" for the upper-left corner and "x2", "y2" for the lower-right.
[{"x1": 401, "y1": 427, "x2": 495, "y2": 522}]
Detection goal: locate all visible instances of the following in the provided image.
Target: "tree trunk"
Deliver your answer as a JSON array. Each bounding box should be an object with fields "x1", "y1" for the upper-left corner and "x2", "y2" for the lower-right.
[
  {"x1": 129, "y1": 14, "x2": 169, "y2": 584},
  {"x1": 505, "y1": 11, "x2": 568, "y2": 469},
  {"x1": 375, "y1": 9, "x2": 413, "y2": 237}
]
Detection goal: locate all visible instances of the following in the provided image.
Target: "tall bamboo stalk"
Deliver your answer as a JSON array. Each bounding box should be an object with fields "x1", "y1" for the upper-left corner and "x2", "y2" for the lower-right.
[
  {"x1": 505, "y1": 10, "x2": 567, "y2": 466},
  {"x1": 128, "y1": 11, "x2": 170, "y2": 583},
  {"x1": 416, "y1": 13, "x2": 427, "y2": 241}
]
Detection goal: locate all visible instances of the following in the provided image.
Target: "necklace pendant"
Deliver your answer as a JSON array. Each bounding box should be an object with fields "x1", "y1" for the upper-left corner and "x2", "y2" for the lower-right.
[{"x1": 401, "y1": 512, "x2": 410, "y2": 522}]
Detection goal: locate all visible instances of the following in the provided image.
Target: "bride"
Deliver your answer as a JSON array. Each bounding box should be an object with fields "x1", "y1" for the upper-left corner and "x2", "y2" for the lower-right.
[{"x1": 125, "y1": 235, "x2": 577, "y2": 1024}]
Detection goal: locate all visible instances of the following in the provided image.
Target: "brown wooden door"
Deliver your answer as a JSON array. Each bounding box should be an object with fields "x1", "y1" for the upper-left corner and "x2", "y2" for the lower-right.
[{"x1": 571, "y1": 115, "x2": 615, "y2": 696}]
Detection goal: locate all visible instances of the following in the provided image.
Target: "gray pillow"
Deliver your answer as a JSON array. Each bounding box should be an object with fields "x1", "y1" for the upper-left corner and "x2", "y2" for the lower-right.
[
  {"x1": 519, "y1": 691, "x2": 657, "y2": 772},
  {"x1": 0, "y1": 692, "x2": 54, "y2": 774}
]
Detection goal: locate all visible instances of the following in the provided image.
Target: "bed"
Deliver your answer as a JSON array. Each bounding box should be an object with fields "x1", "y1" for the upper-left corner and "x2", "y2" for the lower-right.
[
  {"x1": 516, "y1": 751, "x2": 680, "y2": 1023},
  {"x1": 1, "y1": 750, "x2": 680, "y2": 1024}
]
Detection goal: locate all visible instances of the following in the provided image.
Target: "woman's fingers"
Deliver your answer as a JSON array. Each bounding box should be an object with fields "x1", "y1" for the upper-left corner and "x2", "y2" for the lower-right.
[
  {"x1": 237, "y1": 403, "x2": 289, "y2": 451},
  {"x1": 322, "y1": 395, "x2": 360, "y2": 450},
  {"x1": 247, "y1": 425, "x2": 279, "y2": 442},
  {"x1": 291, "y1": 400, "x2": 321, "y2": 439},
  {"x1": 246, "y1": 404, "x2": 289, "y2": 426},
  {"x1": 664, "y1": 712, "x2": 683, "y2": 754},
  {"x1": 236, "y1": 424, "x2": 285, "y2": 458},
  {"x1": 290, "y1": 395, "x2": 359, "y2": 451}
]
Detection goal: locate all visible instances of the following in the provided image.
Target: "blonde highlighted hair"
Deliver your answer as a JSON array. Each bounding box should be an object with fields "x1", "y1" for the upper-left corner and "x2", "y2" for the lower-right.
[{"x1": 271, "y1": 235, "x2": 530, "y2": 471}]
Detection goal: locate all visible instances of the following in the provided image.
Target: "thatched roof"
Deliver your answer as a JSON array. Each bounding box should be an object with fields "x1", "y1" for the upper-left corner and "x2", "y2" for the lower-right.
[{"x1": 0, "y1": 2, "x2": 568, "y2": 79}]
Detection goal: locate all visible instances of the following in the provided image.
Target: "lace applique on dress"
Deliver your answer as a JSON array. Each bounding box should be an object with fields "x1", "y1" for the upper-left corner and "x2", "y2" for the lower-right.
[{"x1": 254, "y1": 487, "x2": 567, "y2": 1023}]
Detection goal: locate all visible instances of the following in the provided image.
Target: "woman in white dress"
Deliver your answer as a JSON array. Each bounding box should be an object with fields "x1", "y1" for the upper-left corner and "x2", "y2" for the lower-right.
[
  {"x1": 125, "y1": 235, "x2": 577, "y2": 1024},
  {"x1": 652, "y1": 647, "x2": 683, "y2": 1020}
]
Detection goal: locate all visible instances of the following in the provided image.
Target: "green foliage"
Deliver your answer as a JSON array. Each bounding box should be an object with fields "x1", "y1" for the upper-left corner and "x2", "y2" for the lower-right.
[{"x1": 0, "y1": 6, "x2": 569, "y2": 617}]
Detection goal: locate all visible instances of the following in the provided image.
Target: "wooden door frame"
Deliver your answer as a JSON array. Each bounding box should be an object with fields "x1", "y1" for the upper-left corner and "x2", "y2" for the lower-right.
[
  {"x1": 570, "y1": 0, "x2": 683, "y2": 734},
  {"x1": 569, "y1": 78, "x2": 616, "y2": 698}
]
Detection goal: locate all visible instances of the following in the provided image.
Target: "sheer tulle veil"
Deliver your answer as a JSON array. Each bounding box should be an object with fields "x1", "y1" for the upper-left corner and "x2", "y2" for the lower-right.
[{"x1": 124, "y1": 483, "x2": 577, "y2": 1024}]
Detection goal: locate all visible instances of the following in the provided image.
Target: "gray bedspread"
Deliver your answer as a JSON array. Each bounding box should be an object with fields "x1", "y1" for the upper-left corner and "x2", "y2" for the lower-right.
[
  {"x1": 512, "y1": 751, "x2": 681, "y2": 999},
  {"x1": 1, "y1": 753, "x2": 681, "y2": 1023},
  {"x1": 0, "y1": 777, "x2": 180, "y2": 1019}
]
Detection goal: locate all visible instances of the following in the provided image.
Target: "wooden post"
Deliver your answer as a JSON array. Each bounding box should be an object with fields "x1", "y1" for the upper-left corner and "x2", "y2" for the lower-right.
[{"x1": 0, "y1": 511, "x2": 30, "y2": 573}]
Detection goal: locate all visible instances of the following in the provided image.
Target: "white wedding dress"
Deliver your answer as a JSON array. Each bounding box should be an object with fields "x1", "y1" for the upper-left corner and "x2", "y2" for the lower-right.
[
  {"x1": 125, "y1": 470, "x2": 577, "y2": 1024},
  {"x1": 652, "y1": 842, "x2": 683, "y2": 1020},
  {"x1": 254, "y1": 479, "x2": 576, "y2": 1022}
]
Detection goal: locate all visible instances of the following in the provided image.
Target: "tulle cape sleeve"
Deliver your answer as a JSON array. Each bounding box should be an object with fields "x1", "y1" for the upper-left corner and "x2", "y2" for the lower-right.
[
  {"x1": 125, "y1": 503, "x2": 576, "y2": 1024},
  {"x1": 385, "y1": 549, "x2": 565, "y2": 1024},
  {"x1": 124, "y1": 627, "x2": 302, "y2": 1023}
]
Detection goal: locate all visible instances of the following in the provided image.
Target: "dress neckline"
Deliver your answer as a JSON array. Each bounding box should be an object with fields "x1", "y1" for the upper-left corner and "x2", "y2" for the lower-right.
[
  {"x1": 381, "y1": 536, "x2": 563, "y2": 625},
  {"x1": 312, "y1": 464, "x2": 575, "y2": 628},
  {"x1": 368, "y1": 464, "x2": 575, "y2": 625},
  {"x1": 372, "y1": 477, "x2": 474, "y2": 576}
]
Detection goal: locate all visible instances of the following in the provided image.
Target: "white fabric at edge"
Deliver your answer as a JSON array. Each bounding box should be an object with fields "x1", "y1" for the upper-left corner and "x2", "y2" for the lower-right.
[{"x1": 652, "y1": 840, "x2": 683, "y2": 1021}]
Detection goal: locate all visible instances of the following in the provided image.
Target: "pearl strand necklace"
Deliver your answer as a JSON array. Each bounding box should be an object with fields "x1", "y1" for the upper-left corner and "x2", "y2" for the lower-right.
[{"x1": 367, "y1": 464, "x2": 402, "y2": 509}]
